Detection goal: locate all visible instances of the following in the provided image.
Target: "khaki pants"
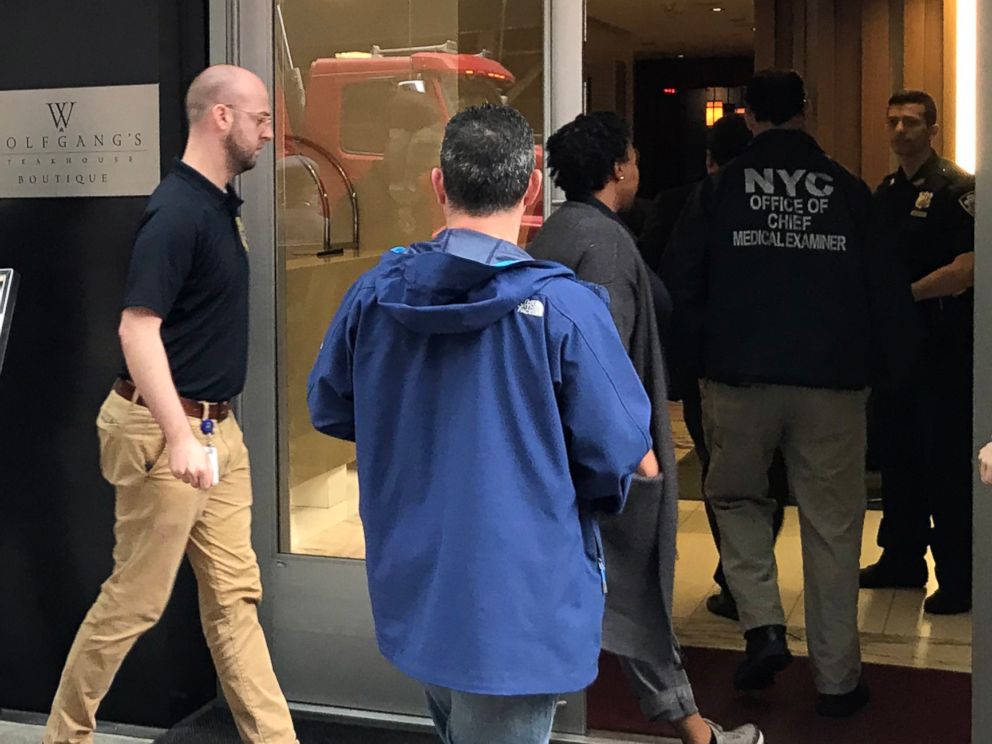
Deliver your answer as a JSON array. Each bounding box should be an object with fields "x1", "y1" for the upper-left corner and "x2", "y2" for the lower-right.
[
  {"x1": 702, "y1": 382, "x2": 867, "y2": 695},
  {"x1": 44, "y1": 391, "x2": 297, "y2": 744}
]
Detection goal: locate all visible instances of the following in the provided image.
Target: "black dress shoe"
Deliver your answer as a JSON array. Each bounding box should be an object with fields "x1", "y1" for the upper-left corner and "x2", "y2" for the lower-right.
[
  {"x1": 859, "y1": 556, "x2": 927, "y2": 589},
  {"x1": 924, "y1": 588, "x2": 971, "y2": 615},
  {"x1": 734, "y1": 625, "x2": 792, "y2": 691},
  {"x1": 706, "y1": 589, "x2": 740, "y2": 622},
  {"x1": 816, "y1": 678, "x2": 870, "y2": 717}
]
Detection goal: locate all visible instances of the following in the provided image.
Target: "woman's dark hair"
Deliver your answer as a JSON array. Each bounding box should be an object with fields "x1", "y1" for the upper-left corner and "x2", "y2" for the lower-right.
[{"x1": 545, "y1": 112, "x2": 632, "y2": 201}]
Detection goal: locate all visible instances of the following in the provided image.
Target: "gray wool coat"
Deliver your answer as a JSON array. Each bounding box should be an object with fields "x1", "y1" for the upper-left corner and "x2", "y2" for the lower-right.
[{"x1": 529, "y1": 200, "x2": 680, "y2": 668}]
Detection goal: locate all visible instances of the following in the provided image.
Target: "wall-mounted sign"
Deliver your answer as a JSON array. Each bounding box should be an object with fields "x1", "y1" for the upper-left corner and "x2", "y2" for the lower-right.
[
  {"x1": 0, "y1": 84, "x2": 159, "y2": 198},
  {"x1": 0, "y1": 269, "x2": 19, "y2": 375}
]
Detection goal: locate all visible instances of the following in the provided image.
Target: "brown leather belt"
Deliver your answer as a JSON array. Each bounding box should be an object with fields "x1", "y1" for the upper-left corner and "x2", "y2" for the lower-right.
[{"x1": 113, "y1": 378, "x2": 232, "y2": 422}]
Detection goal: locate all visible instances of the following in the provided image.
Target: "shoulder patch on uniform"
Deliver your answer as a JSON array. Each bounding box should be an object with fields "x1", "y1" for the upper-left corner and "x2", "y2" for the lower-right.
[
  {"x1": 517, "y1": 299, "x2": 545, "y2": 317},
  {"x1": 959, "y1": 191, "x2": 976, "y2": 217}
]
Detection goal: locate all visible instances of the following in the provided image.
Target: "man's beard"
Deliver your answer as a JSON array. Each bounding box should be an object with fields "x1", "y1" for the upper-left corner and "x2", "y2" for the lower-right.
[{"x1": 224, "y1": 131, "x2": 257, "y2": 175}]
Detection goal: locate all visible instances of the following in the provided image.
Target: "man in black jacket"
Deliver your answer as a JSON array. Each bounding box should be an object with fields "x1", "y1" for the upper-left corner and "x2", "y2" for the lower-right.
[
  {"x1": 665, "y1": 70, "x2": 874, "y2": 718},
  {"x1": 647, "y1": 114, "x2": 789, "y2": 625},
  {"x1": 640, "y1": 113, "x2": 753, "y2": 274}
]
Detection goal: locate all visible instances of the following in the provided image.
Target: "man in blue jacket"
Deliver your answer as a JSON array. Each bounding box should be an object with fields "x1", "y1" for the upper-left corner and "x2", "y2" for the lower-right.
[{"x1": 308, "y1": 104, "x2": 655, "y2": 744}]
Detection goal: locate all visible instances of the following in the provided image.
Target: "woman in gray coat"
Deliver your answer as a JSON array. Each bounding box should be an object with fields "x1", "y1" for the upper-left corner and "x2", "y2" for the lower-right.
[{"x1": 528, "y1": 112, "x2": 761, "y2": 744}]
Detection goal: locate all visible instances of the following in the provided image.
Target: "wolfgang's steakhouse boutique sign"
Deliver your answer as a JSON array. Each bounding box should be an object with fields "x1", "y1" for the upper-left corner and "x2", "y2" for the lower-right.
[{"x1": 0, "y1": 84, "x2": 159, "y2": 198}]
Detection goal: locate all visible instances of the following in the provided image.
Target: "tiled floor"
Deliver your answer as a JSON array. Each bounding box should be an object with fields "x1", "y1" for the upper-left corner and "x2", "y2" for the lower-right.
[
  {"x1": 290, "y1": 498, "x2": 971, "y2": 674},
  {"x1": 668, "y1": 401, "x2": 695, "y2": 461},
  {"x1": 672, "y1": 500, "x2": 972, "y2": 674},
  {"x1": 289, "y1": 403, "x2": 695, "y2": 559},
  {"x1": 289, "y1": 467, "x2": 365, "y2": 558},
  {"x1": 291, "y1": 509, "x2": 365, "y2": 558},
  {"x1": 287, "y1": 399, "x2": 972, "y2": 674}
]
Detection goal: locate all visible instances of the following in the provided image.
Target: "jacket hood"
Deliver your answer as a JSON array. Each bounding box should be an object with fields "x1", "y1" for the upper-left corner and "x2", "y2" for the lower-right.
[{"x1": 373, "y1": 228, "x2": 574, "y2": 334}]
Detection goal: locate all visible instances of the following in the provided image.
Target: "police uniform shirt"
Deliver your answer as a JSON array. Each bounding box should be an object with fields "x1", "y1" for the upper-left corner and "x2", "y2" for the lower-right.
[
  {"x1": 873, "y1": 151, "x2": 975, "y2": 286},
  {"x1": 121, "y1": 160, "x2": 250, "y2": 402}
]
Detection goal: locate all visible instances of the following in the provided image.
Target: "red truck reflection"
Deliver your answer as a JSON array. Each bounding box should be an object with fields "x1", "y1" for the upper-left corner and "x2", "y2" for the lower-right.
[{"x1": 277, "y1": 45, "x2": 544, "y2": 256}]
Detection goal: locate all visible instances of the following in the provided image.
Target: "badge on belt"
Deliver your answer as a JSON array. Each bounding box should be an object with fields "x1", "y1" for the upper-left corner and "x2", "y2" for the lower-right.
[
  {"x1": 235, "y1": 216, "x2": 250, "y2": 252},
  {"x1": 201, "y1": 413, "x2": 220, "y2": 486}
]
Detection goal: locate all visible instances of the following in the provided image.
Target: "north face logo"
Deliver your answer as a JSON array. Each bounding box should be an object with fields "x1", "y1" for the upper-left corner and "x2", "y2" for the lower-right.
[{"x1": 517, "y1": 299, "x2": 544, "y2": 317}]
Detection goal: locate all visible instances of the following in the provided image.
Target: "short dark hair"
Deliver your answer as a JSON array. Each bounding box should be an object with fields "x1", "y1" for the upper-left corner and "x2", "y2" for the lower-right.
[
  {"x1": 439, "y1": 104, "x2": 535, "y2": 216},
  {"x1": 707, "y1": 113, "x2": 752, "y2": 167},
  {"x1": 745, "y1": 69, "x2": 807, "y2": 125},
  {"x1": 888, "y1": 90, "x2": 938, "y2": 126},
  {"x1": 545, "y1": 112, "x2": 632, "y2": 201}
]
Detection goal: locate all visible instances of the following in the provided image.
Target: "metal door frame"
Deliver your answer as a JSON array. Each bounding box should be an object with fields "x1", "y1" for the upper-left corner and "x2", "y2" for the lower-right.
[
  {"x1": 216, "y1": 0, "x2": 992, "y2": 741},
  {"x1": 216, "y1": 0, "x2": 590, "y2": 735},
  {"x1": 973, "y1": 2, "x2": 991, "y2": 741}
]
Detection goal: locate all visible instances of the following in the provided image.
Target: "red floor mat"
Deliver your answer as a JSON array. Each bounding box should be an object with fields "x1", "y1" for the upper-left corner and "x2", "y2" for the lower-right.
[{"x1": 588, "y1": 649, "x2": 970, "y2": 744}]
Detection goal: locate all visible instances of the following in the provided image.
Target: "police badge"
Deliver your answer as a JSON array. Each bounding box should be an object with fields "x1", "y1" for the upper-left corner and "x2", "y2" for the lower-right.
[
  {"x1": 959, "y1": 191, "x2": 976, "y2": 217},
  {"x1": 915, "y1": 191, "x2": 934, "y2": 210},
  {"x1": 235, "y1": 216, "x2": 250, "y2": 252}
]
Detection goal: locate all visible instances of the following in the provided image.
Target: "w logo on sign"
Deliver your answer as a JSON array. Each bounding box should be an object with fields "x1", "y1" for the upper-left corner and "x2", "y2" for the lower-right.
[{"x1": 46, "y1": 101, "x2": 76, "y2": 131}]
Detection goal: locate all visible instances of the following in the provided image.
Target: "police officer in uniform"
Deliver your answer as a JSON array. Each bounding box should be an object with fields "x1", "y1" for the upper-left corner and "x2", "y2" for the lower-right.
[
  {"x1": 665, "y1": 69, "x2": 882, "y2": 717},
  {"x1": 859, "y1": 91, "x2": 975, "y2": 616}
]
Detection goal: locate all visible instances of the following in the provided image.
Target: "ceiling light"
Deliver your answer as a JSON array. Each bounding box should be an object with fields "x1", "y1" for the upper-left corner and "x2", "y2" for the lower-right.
[{"x1": 713, "y1": 6, "x2": 724, "y2": 11}]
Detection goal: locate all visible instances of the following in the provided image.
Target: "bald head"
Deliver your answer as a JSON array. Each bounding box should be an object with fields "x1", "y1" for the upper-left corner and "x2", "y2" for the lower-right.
[
  {"x1": 185, "y1": 65, "x2": 266, "y2": 126},
  {"x1": 181, "y1": 64, "x2": 273, "y2": 182}
]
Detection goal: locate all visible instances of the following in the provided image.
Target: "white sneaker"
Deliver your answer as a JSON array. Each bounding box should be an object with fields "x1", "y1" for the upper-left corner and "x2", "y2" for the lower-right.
[{"x1": 704, "y1": 719, "x2": 764, "y2": 744}]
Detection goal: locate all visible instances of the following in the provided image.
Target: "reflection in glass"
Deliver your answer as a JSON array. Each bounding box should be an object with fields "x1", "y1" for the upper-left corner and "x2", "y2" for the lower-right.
[{"x1": 275, "y1": 0, "x2": 545, "y2": 559}]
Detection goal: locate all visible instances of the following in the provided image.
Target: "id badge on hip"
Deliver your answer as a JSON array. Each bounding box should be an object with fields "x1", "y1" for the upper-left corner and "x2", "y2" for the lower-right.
[
  {"x1": 201, "y1": 417, "x2": 220, "y2": 486},
  {"x1": 204, "y1": 445, "x2": 220, "y2": 486}
]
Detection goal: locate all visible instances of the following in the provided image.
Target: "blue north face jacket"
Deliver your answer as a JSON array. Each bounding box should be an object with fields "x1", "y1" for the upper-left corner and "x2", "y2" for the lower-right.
[{"x1": 308, "y1": 228, "x2": 651, "y2": 695}]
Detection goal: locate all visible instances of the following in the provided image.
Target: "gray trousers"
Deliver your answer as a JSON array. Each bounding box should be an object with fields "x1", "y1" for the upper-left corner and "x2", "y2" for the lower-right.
[
  {"x1": 617, "y1": 645, "x2": 697, "y2": 723},
  {"x1": 702, "y1": 382, "x2": 867, "y2": 695}
]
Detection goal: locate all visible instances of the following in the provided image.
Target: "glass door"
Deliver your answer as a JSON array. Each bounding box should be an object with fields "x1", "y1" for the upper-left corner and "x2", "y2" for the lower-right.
[{"x1": 237, "y1": 0, "x2": 584, "y2": 730}]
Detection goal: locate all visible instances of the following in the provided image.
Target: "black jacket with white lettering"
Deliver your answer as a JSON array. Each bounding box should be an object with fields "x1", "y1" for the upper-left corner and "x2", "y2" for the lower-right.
[{"x1": 661, "y1": 128, "x2": 899, "y2": 391}]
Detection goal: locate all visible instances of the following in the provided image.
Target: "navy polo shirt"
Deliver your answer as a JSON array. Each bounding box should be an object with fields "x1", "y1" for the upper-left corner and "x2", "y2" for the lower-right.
[{"x1": 122, "y1": 160, "x2": 250, "y2": 402}]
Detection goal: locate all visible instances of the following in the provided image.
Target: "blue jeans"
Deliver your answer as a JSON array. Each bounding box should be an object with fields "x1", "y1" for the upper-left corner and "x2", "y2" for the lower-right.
[{"x1": 425, "y1": 685, "x2": 559, "y2": 744}]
